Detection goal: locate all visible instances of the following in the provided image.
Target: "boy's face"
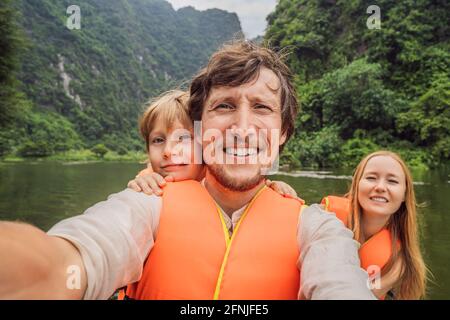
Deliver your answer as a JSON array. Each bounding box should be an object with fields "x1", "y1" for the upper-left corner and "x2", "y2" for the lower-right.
[{"x1": 148, "y1": 119, "x2": 204, "y2": 181}]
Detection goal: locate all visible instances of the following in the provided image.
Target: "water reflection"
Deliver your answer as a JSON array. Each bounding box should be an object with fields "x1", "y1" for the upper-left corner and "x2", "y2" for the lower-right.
[{"x1": 0, "y1": 162, "x2": 449, "y2": 299}]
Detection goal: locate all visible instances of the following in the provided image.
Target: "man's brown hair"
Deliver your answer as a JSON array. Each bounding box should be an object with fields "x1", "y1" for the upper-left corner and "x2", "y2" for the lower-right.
[{"x1": 188, "y1": 40, "x2": 298, "y2": 146}]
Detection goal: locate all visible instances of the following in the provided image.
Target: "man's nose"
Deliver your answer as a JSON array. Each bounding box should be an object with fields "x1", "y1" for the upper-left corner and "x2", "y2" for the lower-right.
[{"x1": 230, "y1": 106, "x2": 256, "y2": 141}]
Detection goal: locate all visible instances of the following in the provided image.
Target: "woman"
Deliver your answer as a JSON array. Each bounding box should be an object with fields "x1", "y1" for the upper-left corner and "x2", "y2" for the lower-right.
[{"x1": 325, "y1": 151, "x2": 428, "y2": 299}]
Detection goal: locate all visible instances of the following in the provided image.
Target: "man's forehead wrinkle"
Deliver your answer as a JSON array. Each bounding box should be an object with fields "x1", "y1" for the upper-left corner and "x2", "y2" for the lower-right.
[
  {"x1": 263, "y1": 78, "x2": 281, "y2": 94},
  {"x1": 209, "y1": 79, "x2": 280, "y2": 97},
  {"x1": 205, "y1": 69, "x2": 281, "y2": 108},
  {"x1": 207, "y1": 90, "x2": 234, "y2": 106},
  {"x1": 209, "y1": 87, "x2": 278, "y2": 104},
  {"x1": 210, "y1": 67, "x2": 279, "y2": 89},
  {"x1": 256, "y1": 67, "x2": 281, "y2": 93}
]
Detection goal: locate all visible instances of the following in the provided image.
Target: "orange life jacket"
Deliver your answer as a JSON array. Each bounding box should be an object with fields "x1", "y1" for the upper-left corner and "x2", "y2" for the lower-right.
[
  {"x1": 124, "y1": 180, "x2": 305, "y2": 300},
  {"x1": 320, "y1": 196, "x2": 399, "y2": 273}
]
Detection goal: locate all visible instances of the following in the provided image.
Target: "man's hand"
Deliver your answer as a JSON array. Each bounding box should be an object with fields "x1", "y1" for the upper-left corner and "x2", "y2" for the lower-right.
[{"x1": 0, "y1": 221, "x2": 87, "y2": 299}]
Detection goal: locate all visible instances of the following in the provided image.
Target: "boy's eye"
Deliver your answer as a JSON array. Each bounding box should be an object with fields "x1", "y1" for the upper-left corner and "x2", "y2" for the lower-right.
[
  {"x1": 151, "y1": 137, "x2": 165, "y2": 144},
  {"x1": 178, "y1": 134, "x2": 192, "y2": 142}
]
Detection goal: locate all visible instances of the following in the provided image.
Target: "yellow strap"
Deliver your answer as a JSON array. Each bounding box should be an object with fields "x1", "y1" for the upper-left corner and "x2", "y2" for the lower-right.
[
  {"x1": 324, "y1": 196, "x2": 330, "y2": 211},
  {"x1": 213, "y1": 185, "x2": 267, "y2": 300}
]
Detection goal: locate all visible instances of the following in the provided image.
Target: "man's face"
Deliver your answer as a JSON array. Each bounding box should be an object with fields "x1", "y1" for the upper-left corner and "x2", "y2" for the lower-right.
[{"x1": 201, "y1": 67, "x2": 286, "y2": 191}]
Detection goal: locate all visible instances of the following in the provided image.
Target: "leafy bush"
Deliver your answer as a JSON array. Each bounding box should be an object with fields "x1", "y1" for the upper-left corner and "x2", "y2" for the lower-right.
[
  {"x1": 90, "y1": 144, "x2": 109, "y2": 158},
  {"x1": 284, "y1": 126, "x2": 343, "y2": 168},
  {"x1": 340, "y1": 137, "x2": 380, "y2": 168}
]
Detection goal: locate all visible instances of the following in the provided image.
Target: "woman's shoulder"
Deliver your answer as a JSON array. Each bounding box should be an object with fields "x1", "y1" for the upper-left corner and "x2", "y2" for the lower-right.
[{"x1": 299, "y1": 203, "x2": 354, "y2": 242}]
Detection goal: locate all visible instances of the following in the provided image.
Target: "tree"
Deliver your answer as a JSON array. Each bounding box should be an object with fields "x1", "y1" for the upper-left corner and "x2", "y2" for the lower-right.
[
  {"x1": 397, "y1": 76, "x2": 450, "y2": 161},
  {"x1": 0, "y1": 0, "x2": 25, "y2": 125},
  {"x1": 298, "y1": 59, "x2": 404, "y2": 139},
  {"x1": 91, "y1": 144, "x2": 109, "y2": 158},
  {"x1": 266, "y1": 0, "x2": 449, "y2": 168}
]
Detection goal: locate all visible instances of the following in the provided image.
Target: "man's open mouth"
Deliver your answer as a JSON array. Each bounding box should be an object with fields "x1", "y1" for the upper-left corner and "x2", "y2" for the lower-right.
[{"x1": 224, "y1": 147, "x2": 259, "y2": 157}]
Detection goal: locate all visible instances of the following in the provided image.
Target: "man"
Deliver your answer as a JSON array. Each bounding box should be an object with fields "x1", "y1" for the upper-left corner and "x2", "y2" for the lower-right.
[{"x1": 0, "y1": 41, "x2": 375, "y2": 300}]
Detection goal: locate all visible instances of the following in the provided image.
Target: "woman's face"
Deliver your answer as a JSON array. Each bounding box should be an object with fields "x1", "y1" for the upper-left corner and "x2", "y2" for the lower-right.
[
  {"x1": 358, "y1": 155, "x2": 407, "y2": 219},
  {"x1": 148, "y1": 119, "x2": 204, "y2": 181}
]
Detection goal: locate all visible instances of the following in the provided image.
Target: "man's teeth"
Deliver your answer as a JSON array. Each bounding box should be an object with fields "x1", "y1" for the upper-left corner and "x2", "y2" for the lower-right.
[
  {"x1": 225, "y1": 147, "x2": 258, "y2": 157},
  {"x1": 371, "y1": 197, "x2": 388, "y2": 203}
]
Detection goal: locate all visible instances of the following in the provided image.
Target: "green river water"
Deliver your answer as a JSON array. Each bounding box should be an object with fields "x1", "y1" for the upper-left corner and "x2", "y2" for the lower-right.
[{"x1": 0, "y1": 161, "x2": 448, "y2": 299}]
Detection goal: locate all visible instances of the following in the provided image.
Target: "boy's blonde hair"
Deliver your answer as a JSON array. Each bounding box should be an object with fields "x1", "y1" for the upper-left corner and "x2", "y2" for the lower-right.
[{"x1": 139, "y1": 90, "x2": 191, "y2": 151}]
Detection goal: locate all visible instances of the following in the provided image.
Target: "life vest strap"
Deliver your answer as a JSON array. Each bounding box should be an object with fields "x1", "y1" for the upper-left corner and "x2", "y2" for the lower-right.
[{"x1": 213, "y1": 185, "x2": 267, "y2": 300}]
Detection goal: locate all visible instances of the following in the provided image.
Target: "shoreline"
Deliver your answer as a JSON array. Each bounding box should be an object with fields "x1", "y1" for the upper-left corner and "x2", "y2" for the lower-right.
[{"x1": 0, "y1": 150, "x2": 148, "y2": 164}]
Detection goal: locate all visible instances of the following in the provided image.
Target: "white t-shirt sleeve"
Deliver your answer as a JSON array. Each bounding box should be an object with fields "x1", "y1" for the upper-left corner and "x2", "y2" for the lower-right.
[
  {"x1": 297, "y1": 204, "x2": 376, "y2": 300},
  {"x1": 47, "y1": 188, "x2": 161, "y2": 300}
]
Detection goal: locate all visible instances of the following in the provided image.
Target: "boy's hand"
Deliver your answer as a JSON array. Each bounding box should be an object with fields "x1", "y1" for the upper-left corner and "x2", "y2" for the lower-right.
[
  {"x1": 266, "y1": 179, "x2": 298, "y2": 198},
  {"x1": 127, "y1": 173, "x2": 174, "y2": 196}
]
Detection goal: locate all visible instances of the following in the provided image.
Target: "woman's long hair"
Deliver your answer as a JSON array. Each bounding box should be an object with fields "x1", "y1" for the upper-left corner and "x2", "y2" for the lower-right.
[{"x1": 347, "y1": 151, "x2": 428, "y2": 299}]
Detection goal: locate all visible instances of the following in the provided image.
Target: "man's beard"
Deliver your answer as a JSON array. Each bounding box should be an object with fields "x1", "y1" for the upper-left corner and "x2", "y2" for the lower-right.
[{"x1": 207, "y1": 164, "x2": 265, "y2": 192}]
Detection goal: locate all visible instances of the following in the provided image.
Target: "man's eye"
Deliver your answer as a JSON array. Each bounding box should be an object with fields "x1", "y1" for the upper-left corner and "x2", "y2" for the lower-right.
[
  {"x1": 255, "y1": 104, "x2": 272, "y2": 111},
  {"x1": 215, "y1": 103, "x2": 234, "y2": 110}
]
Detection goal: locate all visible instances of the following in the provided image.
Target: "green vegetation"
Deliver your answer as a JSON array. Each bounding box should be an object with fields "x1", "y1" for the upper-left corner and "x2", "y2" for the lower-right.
[
  {"x1": 0, "y1": 0, "x2": 241, "y2": 161},
  {"x1": 47, "y1": 149, "x2": 147, "y2": 162},
  {"x1": 1, "y1": 149, "x2": 147, "y2": 163},
  {"x1": 90, "y1": 144, "x2": 108, "y2": 158},
  {"x1": 266, "y1": 0, "x2": 449, "y2": 169},
  {"x1": 1, "y1": 0, "x2": 448, "y2": 170}
]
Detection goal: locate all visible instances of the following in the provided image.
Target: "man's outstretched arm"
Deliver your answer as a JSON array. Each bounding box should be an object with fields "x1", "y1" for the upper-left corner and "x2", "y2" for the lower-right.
[
  {"x1": 1, "y1": 189, "x2": 161, "y2": 300},
  {"x1": 297, "y1": 204, "x2": 376, "y2": 300},
  {"x1": 0, "y1": 221, "x2": 86, "y2": 299}
]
